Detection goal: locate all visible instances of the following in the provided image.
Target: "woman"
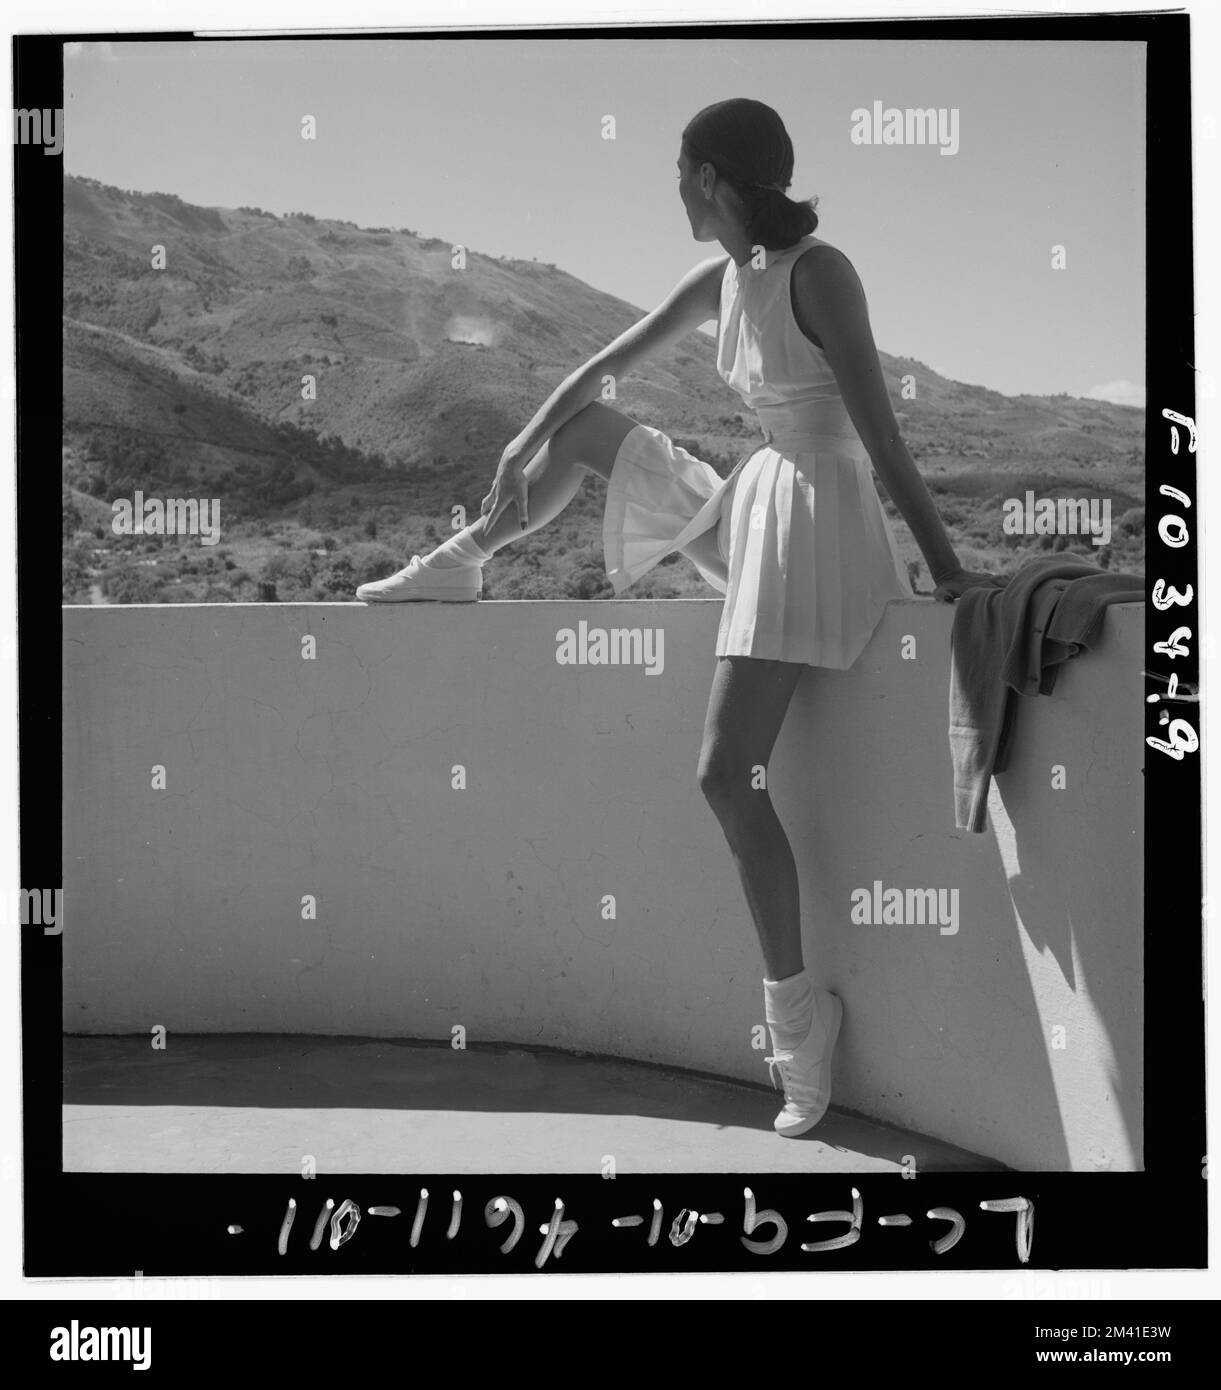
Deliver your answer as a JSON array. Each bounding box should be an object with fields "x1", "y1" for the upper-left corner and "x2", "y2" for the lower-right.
[{"x1": 358, "y1": 97, "x2": 993, "y2": 1137}]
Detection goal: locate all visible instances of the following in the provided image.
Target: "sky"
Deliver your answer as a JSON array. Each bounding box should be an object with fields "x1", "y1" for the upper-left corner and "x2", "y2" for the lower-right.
[{"x1": 64, "y1": 36, "x2": 1145, "y2": 403}]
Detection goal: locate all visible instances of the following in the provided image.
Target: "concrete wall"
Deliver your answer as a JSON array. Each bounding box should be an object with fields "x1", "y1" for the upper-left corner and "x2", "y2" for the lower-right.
[{"x1": 62, "y1": 597, "x2": 1143, "y2": 1171}]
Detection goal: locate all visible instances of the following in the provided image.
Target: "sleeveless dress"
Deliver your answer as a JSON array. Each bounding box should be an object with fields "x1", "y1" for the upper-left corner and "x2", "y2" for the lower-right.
[{"x1": 602, "y1": 233, "x2": 915, "y2": 670}]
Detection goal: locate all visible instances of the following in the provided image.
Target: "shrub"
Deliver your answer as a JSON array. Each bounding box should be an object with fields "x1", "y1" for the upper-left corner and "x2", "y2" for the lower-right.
[
  {"x1": 262, "y1": 550, "x2": 314, "y2": 585},
  {"x1": 313, "y1": 556, "x2": 357, "y2": 599},
  {"x1": 62, "y1": 490, "x2": 82, "y2": 540},
  {"x1": 1116, "y1": 507, "x2": 1144, "y2": 538},
  {"x1": 104, "y1": 566, "x2": 162, "y2": 604},
  {"x1": 500, "y1": 572, "x2": 563, "y2": 600},
  {"x1": 563, "y1": 566, "x2": 612, "y2": 600},
  {"x1": 62, "y1": 553, "x2": 90, "y2": 601}
]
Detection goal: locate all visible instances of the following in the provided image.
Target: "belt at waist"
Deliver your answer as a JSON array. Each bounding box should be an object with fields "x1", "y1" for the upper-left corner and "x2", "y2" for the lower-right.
[
  {"x1": 725, "y1": 432, "x2": 867, "y2": 481},
  {"x1": 755, "y1": 397, "x2": 851, "y2": 430},
  {"x1": 756, "y1": 425, "x2": 866, "y2": 456},
  {"x1": 753, "y1": 401, "x2": 859, "y2": 450}
]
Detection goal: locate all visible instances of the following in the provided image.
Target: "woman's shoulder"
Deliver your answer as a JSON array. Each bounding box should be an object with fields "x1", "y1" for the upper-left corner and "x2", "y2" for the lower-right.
[
  {"x1": 790, "y1": 236, "x2": 862, "y2": 294},
  {"x1": 791, "y1": 234, "x2": 851, "y2": 267}
]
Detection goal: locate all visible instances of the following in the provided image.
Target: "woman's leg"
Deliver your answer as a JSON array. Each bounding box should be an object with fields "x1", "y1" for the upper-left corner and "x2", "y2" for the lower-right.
[
  {"x1": 471, "y1": 401, "x2": 638, "y2": 552},
  {"x1": 700, "y1": 656, "x2": 842, "y2": 1137},
  {"x1": 469, "y1": 402, "x2": 728, "y2": 587},
  {"x1": 696, "y1": 655, "x2": 807, "y2": 980}
]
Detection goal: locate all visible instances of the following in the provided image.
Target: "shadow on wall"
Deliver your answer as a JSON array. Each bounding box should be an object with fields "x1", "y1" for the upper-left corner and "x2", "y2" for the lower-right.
[{"x1": 773, "y1": 602, "x2": 1142, "y2": 1172}]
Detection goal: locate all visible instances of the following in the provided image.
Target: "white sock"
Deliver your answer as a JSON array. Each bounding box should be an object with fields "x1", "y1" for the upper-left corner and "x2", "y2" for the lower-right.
[
  {"x1": 420, "y1": 527, "x2": 492, "y2": 569},
  {"x1": 764, "y1": 967, "x2": 815, "y2": 1052}
]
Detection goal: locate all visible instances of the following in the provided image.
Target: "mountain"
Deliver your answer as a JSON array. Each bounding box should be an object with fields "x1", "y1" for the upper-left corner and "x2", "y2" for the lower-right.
[{"x1": 61, "y1": 174, "x2": 1145, "y2": 604}]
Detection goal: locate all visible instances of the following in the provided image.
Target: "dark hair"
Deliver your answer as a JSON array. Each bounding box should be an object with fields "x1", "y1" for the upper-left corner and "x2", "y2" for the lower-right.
[{"x1": 681, "y1": 97, "x2": 819, "y2": 250}]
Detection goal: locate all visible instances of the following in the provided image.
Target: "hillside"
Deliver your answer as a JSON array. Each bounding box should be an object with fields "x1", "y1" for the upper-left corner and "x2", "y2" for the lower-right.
[{"x1": 61, "y1": 174, "x2": 1145, "y2": 605}]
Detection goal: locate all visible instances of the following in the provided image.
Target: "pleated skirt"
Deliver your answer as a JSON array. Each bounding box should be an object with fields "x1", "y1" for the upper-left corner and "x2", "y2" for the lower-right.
[{"x1": 602, "y1": 422, "x2": 914, "y2": 670}]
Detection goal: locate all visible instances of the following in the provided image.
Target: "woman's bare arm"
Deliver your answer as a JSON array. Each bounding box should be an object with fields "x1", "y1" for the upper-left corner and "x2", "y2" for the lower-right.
[
  {"x1": 481, "y1": 255, "x2": 728, "y2": 532},
  {"x1": 790, "y1": 245, "x2": 963, "y2": 587},
  {"x1": 510, "y1": 253, "x2": 728, "y2": 463}
]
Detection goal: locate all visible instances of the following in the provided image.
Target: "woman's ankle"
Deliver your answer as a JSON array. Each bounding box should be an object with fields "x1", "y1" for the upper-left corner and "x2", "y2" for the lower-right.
[
  {"x1": 422, "y1": 527, "x2": 492, "y2": 569},
  {"x1": 469, "y1": 517, "x2": 496, "y2": 552}
]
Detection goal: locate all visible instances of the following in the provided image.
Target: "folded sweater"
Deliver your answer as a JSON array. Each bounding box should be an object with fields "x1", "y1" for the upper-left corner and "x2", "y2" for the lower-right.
[{"x1": 948, "y1": 555, "x2": 1143, "y2": 832}]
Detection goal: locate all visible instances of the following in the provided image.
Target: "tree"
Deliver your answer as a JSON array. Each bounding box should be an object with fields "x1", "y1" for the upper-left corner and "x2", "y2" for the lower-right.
[
  {"x1": 105, "y1": 566, "x2": 161, "y2": 604},
  {"x1": 312, "y1": 558, "x2": 357, "y2": 599},
  {"x1": 62, "y1": 489, "x2": 82, "y2": 540}
]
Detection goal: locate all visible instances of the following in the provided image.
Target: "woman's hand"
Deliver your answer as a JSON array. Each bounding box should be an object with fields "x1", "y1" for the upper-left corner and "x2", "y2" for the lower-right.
[
  {"x1": 480, "y1": 449, "x2": 531, "y2": 535},
  {"x1": 931, "y1": 567, "x2": 1001, "y2": 604}
]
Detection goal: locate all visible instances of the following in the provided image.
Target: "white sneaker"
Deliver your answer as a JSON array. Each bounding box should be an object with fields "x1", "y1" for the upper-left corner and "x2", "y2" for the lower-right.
[
  {"x1": 356, "y1": 554, "x2": 482, "y2": 603},
  {"x1": 764, "y1": 988, "x2": 843, "y2": 1137}
]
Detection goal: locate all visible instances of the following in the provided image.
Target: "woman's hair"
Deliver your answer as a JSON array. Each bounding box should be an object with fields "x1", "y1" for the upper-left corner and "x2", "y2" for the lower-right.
[{"x1": 681, "y1": 97, "x2": 819, "y2": 249}]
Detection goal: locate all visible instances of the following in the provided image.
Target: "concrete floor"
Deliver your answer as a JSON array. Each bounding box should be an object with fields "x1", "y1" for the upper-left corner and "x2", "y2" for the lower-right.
[{"x1": 63, "y1": 1036, "x2": 1007, "y2": 1174}]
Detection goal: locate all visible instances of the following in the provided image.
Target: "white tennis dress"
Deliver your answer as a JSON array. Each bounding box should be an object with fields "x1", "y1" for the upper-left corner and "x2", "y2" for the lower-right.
[{"x1": 602, "y1": 233, "x2": 914, "y2": 670}]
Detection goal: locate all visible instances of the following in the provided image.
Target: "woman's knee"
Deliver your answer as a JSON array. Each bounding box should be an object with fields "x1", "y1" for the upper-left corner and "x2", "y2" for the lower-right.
[
  {"x1": 550, "y1": 402, "x2": 636, "y2": 479},
  {"x1": 696, "y1": 745, "x2": 759, "y2": 810}
]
